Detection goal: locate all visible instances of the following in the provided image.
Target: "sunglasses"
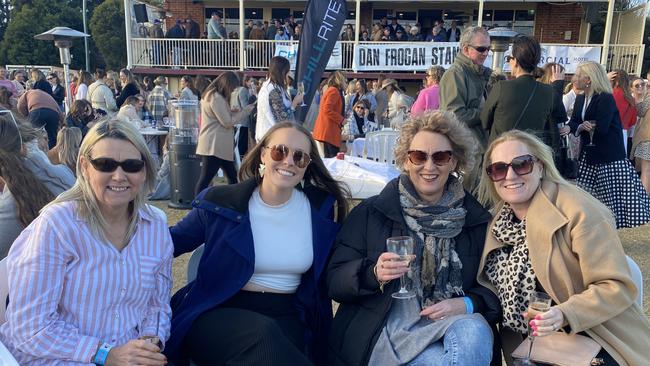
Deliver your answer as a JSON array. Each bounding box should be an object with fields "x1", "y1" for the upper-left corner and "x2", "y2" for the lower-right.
[
  {"x1": 88, "y1": 157, "x2": 145, "y2": 173},
  {"x1": 470, "y1": 45, "x2": 490, "y2": 53},
  {"x1": 504, "y1": 55, "x2": 514, "y2": 62},
  {"x1": 264, "y1": 144, "x2": 311, "y2": 168},
  {"x1": 485, "y1": 154, "x2": 537, "y2": 182},
  {"x1": 633, "y1": 83, "x2": 647, "y2": 89},
  {"x1": 407, "y1": 150, "x2": 453, "y2": 166}
]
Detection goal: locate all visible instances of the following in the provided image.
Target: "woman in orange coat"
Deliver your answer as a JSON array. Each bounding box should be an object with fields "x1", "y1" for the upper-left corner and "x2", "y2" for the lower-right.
[{"x1": 313, "y1": 71, "x2": 347, "y2": 157}]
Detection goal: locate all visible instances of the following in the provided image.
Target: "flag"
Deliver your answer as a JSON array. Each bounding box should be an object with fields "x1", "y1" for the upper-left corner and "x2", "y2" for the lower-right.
[{"x1": 294, "y1": 0, "x2": 347, "y2": 121}]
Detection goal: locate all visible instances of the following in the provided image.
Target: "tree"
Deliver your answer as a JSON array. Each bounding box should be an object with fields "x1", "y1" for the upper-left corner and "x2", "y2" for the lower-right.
[
  {"x1": 90, "y1": 0, "x2": 126, "y2": 70},
  {"x1": 0, "y1": 0, "x2": 10, "y2": 42},
  {"x1": 0, "y1": 0, "x2": 87, "y2": 68}
]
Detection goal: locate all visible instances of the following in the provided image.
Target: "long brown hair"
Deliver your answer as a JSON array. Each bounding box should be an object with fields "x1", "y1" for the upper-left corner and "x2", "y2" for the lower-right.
[
  {"x1": 612, "y1": 69, "x2": 634, "y2": 106},
  {"x1": 238, "y1": 122, "x2": 349, "y2": 221},
  {"x1": 203, "y1": 71, "x2": 240, "y2": 101},
  {"x1": 0, "y1": 116, "x2": 54, "y2": 226},
  {"x1": 181, "y1": 75, "x2": 200, "y2": 98},
  {"x1": 268, "y1": 56, "x2": 290, "y2": 89}
]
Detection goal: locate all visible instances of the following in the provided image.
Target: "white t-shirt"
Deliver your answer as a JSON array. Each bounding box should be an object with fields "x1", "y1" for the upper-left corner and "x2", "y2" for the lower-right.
[{"x1": 247, "y1": 188, "x2": 313, "y2": 292}]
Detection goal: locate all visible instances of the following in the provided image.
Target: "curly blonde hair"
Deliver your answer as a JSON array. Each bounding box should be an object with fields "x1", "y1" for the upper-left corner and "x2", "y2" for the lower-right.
[{"x1": 394, "y1": 110, "x2": 477, "y2": 176}]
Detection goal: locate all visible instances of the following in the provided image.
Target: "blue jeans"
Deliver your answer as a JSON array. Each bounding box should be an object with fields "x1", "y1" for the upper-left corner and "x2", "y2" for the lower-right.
[{"x1": 407, "y1": 316, "x2": 493, "y2": 366}]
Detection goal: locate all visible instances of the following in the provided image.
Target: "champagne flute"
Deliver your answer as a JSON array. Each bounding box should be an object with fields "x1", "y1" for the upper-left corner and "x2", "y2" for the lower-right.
[
  {"x1": 297, "y1": 82, "x2": 307, "y2": 107},
  {"x1": 514, "y1": 291, "x2": 553, "y2": 366},
  {"x1": 586, "y1": 120, "x2": 596, "y2": 147},
  {"x1": 386, "y1": 236, "x2": 415, "y2": 299}
]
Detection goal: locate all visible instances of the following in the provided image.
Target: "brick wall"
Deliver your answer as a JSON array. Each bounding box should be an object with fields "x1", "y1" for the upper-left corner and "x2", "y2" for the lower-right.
[
  {"x1": 164, "y1": 1, "x2": 205, "y2": 35},
  {"x1": 534, "y1": 3, "x2": 584, "y2": 43}
]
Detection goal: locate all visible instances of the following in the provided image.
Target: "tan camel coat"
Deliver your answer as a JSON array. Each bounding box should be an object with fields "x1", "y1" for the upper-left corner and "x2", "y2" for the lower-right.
[{"x1": 478, "y1": 180, "x2": 650, "y2": 366}]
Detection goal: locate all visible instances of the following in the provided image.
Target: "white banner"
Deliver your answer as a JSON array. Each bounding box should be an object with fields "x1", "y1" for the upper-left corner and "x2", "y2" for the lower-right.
[
  {"x1": 275, "y1": 42, "x2": 342, "y2": 71},
  {"x1": 500, "y1": 45, "x2": 601, "y2": 74},
  {"x1": 354, "y1": 43, "x2": 460, "y2": 71},
  {"x1": 353, "y1": 42, "x2": 601, "y2": 73}
]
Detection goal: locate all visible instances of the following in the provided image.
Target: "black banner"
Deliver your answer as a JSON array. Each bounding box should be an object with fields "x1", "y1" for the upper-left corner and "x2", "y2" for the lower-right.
[{"x1": 294, "y1": 0, "x2": 347, "y2": 121}]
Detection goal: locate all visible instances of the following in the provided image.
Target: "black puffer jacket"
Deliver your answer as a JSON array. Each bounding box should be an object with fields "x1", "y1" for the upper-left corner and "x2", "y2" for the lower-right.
[{"x1": 326, "y1": 178, "x2": 502, "y2": 366}]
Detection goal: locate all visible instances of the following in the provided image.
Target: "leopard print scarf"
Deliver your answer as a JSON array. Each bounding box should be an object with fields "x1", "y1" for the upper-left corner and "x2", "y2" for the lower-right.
[
  {"x1": 485, "y1": 204, "x2": 536, "y2": 334},
  {"x1": 398, "y1": 174, "x2": 465, "y2": 308}
]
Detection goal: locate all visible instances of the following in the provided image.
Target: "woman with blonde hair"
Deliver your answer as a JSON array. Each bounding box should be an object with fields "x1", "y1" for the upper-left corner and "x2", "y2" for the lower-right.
[
  {"x1": 328, "y1": 110, "x2": 500, "y2": 366},
  {"x1": 568, "y1": 61, "x2": 650, "y2": 228},
  {"x1": 412, "y1": 66, "x2": 445, "y2": 115},
  {"x1": 116, "y1": 68, "x2": 141, "y2": 107},
  {"x1": 477, "y1": 129, "x2": 650, "y2": 366},
  {"x1": 0, "y1": 119, "x2": 173, "y2": 365},
  {"x1": 313, "y1": 71, "x2": 347, "y2": 157},
  {"x1": 630, "y1": 76, "x2": 650, "y2": 194},
  {"x1": 48, "y1": 126, "x2": 83, "y2": 174}
]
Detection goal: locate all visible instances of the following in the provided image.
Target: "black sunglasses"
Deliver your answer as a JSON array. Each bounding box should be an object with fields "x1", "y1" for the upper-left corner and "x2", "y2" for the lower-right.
[
  {"x1": 264, "y1": 144, "x2": 311, "y2": 169},
  {"x1": 470, "y1": 45, "x2": 490, "y2": 53},
  {"x1": 88, "y1": 157, "x2": 145, "y2": 173},
  {"x1": 485, "y1": 154, "x2": 537, "y2": 182},
  {"x1": 407, "y1": 150, "x2": 453, "y2": 166},
  {"x1": 504, "y1": 55, "x2": 514, "y2": 62}
]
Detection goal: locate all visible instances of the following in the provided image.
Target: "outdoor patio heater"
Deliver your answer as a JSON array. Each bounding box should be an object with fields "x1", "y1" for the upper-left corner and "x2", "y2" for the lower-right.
[
  {"x1": 487, "y1": 27, "x2": 520, "y2": 73},
  {"x1": 168, "y1": 99, "x2": 201, "y2": 209},
  {"x1": 34, "y1": 27, "x2": 89, "y2": 112}
]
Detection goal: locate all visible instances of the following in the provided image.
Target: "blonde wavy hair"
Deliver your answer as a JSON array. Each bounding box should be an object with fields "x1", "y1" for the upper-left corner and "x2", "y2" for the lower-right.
[
  {"x1": 46, "y1": 119, "x2": 156, "y2": 245},
  {"x1": 394, "y1": 110, "x2": 477, "y2": 176},
  {"x1": 56, "y1": 126, "x2": 83, "y2": 174},
  {"x1": 577, "y1": 61, "x2": 613, "y2": 95},
  {"x1": 477, "y1": 130, "x2": 570, "y2": 209}
]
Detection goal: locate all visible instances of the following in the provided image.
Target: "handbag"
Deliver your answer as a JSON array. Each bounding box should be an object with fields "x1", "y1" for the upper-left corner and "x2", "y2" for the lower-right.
[{"x1": 512, "y1": 332, "x2": 602, "y2": 366}]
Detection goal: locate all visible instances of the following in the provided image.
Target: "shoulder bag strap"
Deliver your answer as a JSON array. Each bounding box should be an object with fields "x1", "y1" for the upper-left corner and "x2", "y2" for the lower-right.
[{"x1": 513, "y1": 82, "x2": 538, "y2": 130}]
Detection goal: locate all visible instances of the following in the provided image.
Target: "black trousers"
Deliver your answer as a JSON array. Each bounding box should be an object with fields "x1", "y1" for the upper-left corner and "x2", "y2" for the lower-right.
[
  {"x1": 195, "y1": 155, "x2": 237, "y2": 196},
  {"x1": 183, "y1": 291, "x2": 312, "y2": 366},
  {"x1": 236, "y1": 126, "x2": 249, "y2": 159},
  {"x1": 321, "y1": 141, "x2": 339, "y2": 158},
  {"x1": 29, "y1": 108, "x2": 60, "y2": 149}
]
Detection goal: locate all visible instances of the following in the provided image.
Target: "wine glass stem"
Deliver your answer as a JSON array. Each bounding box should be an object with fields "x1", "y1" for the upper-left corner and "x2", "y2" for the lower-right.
[
  {"x1": 399, "y1": 273, "x2": 407, "y2": 292},
  {"x1": 526, "y1": 334, "x2": 535, "y2": 360}
]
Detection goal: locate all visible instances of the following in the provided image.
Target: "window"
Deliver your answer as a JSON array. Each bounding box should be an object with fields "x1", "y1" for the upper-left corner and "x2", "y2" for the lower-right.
[
  {"x1": 347, "y1": 10, "x2": 356, "y2": 20},
  {"x1": 494, "y1": 10, "x2": 514, "y2": 22},
  {"x1": 224, "y1": 8, "x2": 239, "y2": 19},
  {"x1": 373, "y1": 9, "x2": 390, "y2": 21},
  {"x1": 245, "y1": 8, "x2": 263, "y2": 20},
  {"x1": 272, "y1": 8, "x2": 291, "y2": 21},
  {"x1": 396, "y1": 11, "x2": 417, "y2": 21},
  {"x1": 205, "y1": 8, "x2": 223, "y2": 19},
  {"x1": 515, "y1": 10, "x2": 535, "y2": 22},
  {"x1": 293, "y1": 10, "x2": 305, "y2": 20}
]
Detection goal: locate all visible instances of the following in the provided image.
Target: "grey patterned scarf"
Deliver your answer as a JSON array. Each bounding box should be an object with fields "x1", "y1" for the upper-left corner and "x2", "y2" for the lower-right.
[{"x1": 398, "y1": 174, "x2": 465, "y2": 308}]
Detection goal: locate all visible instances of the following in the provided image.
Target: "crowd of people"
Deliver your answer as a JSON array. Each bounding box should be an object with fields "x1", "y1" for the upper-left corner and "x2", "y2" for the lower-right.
[{"x1": 0, "y1": 24, "x2": 650, "y2": 366}]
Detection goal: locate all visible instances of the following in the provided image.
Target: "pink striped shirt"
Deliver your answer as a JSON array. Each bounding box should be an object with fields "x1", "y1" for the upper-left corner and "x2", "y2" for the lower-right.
[{"x1": 0, "y1": 201, "x2": 173, "y2": 366}]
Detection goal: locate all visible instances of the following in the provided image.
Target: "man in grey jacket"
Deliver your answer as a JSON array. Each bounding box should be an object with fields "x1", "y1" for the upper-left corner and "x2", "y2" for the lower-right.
[{"x1": 439, "y1": 26, "x2": 492, "y2": 190}]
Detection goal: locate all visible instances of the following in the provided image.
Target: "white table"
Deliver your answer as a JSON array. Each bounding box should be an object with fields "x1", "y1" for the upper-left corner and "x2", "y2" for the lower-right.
[
  {"x1": 139, "y1": 128, "x2": 169, "y2": 167},
  {"x1": 324, "y1": 156, "x2": 400, "y2": 199}
]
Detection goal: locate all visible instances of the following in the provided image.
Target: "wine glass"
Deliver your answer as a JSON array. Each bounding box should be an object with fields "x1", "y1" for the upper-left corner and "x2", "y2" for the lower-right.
[
  {"x1": 297, "y1": 82, "x2": 307, "y2": 107},
  {"x1": 514, "y1": 291, "x2": 553, "y2": 366},
  {"x1": 586, "y1": 120, "x2": 596, "y2": 147},
  {"x1": 386, "y1": 236, "x2": 416, "y2": 300}
]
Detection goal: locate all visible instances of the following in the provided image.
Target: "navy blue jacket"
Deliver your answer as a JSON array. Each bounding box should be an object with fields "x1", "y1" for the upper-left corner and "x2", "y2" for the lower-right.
[
  {"x1": 568, "y1": 92, "x2": 626, "y2": 164},
  {"x1": 165, "y1": 179, "x2": 340, "y2": 364}
]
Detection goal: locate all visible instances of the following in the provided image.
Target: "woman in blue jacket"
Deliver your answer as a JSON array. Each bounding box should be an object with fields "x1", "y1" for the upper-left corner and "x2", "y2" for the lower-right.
[{"x1": 166, "y1": 122, "x2": 349, "y2": 366}]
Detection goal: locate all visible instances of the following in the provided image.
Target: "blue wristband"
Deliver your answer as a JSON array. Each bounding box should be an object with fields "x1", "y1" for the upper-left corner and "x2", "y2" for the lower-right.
[
  {"x1": 463, "y1": 297, "x2": 474, "y2": 314},
  {"x1": 93, "y1": 343, "x2": 112, "y2": 366}
]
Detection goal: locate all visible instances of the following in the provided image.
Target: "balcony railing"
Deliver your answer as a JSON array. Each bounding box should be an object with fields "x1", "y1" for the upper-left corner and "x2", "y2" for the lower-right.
[{"x1": 129, "y1": 38, "x2": 645, "y2": 75}]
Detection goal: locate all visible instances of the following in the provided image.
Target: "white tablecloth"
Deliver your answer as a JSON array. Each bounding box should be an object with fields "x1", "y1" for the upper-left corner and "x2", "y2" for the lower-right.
[
  {"x1": 324, "y1": 156, "x2": 400, "y2": 199},
  {"x1": 139, "y1": 128, "x2": 169, "y2": 167}
]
